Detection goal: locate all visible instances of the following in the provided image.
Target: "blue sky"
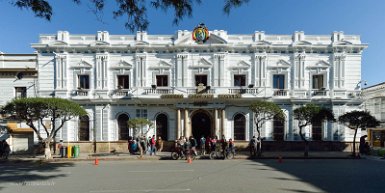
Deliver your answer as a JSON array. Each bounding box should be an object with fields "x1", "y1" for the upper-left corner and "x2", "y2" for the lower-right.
[{"x1": 0, "y1": 0, "x2": 384, "y2": 85}]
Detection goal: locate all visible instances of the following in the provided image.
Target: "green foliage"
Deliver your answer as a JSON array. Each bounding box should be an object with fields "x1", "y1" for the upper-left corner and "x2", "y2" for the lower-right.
[
  {"x1": 338, "y1": 111, "x2": 379, "y2": 130},
  {"x1": 11, "y1": 0, "x2": 249, "y2": 31},
  {"x1": 127, "y1": 117, "x2": 152, "y2": 128},
  {"x1": 1, "y1": 97, "x2": 87, "y2": 141},
  {"x1": 249, "y1": 100, "x2": 285, "y2": 122},
  {"x1": 293, "y1": 104, "x2": 335, "y2": 127},
  {"x1": 249, "y1": 100, "x2": 285, "y2": 134},
  {"x1": 338, "y1": 111, "x2": 379, "y2": 157}
]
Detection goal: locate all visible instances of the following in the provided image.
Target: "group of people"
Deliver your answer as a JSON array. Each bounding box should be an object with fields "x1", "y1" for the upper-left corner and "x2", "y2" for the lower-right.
[
  {"x1": 128, "y1": 135, "x2": 164, "y2": 156},
  {"x1": 0, "y1": 140, "x2": 10, "y2": 159},
  {"x1": 174, "y1": 135, "x2": 235, "y2": 156}
]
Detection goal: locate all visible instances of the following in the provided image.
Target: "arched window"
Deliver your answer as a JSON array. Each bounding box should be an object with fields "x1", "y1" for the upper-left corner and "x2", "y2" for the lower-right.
[
  {"x1": 273, "y1": 115, "x2": 284, "y2": 141},
  {"x1": 118, "y1": 114, "x2": 129, "y2": 140},
  {"x1": 156, "y1": 114, "x2": 168, "y2": 141},
  {"x1": 234, "y1": 114, "x2": 246, "y2": 140},
  {"x1": 78, "y1": 115, "x2": 89, "y2": 141},
  {"x1": 312, "y1": 121, "x2": 322, "y2": 141}
]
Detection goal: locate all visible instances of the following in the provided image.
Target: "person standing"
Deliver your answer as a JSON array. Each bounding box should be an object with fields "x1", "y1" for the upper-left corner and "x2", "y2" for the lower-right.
[
  {"x1": 150, "y1": 135, "x2": 156, "y2": 156},
  {"x1": 156, "y1": 136, "x2": 163, "y2": 152},
  {"x1": 200, "y1": 135, "x2": 206, "y2": 155}
]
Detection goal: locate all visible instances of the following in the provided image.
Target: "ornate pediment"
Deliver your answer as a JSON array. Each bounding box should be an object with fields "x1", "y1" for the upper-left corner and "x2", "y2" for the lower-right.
[
  {"x1": 149, "y1": 60, "x2": 172, "y2": 70},
  {"x1": 308, "y1": 60, "x2": 330, "y2": 69},
  {"x1": 230, "y1": 60, "x2": 251, "y2": 70},
  {"x1": 190, "y1": 58, "x2": 212, "y2": 69},
  {"x1": 268, "y1": 59, "x2": 291, "y2": 69},
  {"x1": 111, "y1": 60, "x2": 133, "y2": 69},
  {"x1": 71, "y1": 59, "x2": 93, "y2": 69}
]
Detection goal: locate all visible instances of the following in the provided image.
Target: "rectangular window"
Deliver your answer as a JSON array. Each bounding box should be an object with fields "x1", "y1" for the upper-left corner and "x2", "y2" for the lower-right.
[
  {"x1": 136, "y1": 109, "x2": 148, "y2": 118},
  {"x1": 156, "y1": 75, "x2": 168, "y2": 87},
  {"x1": 312, "y1": 74, "x2": 324, "y2": 89},
  {"x1": 15, "y1": 87, "x2": 27, "y2": 98},
  {"x1": 273, "y1": 75, "x2": 285, "y2": 89},
  {"x1": 234, "y1": 75, "x2": 246, "y2": 87},
  {"x1": 117, "y1": 75, "x2": 129, "y2": 89},
  {"x1": 78, "y1": 75, "x2": 90, "y2": 89},
  {"x1": 195, "y1": 75, "x2": 207, "y2": 86}
]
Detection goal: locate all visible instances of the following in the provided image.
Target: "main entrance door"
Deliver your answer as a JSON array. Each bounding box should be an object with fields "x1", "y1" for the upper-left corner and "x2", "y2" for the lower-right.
[{"x1": 191, "y1": 111, "x2": 212, "y2": 139}]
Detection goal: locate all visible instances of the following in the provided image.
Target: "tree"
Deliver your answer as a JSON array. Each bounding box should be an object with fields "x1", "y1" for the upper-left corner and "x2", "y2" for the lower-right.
[
  {"x1": 338, "y1": 111, "x2": 379, "y2": 157},
  {"x1": 293, "y1": 104, "x2": 335, "y2": 157},
  {"x1": 127, "y1": 117, "x2": 153, "y2": 156},
  {"x1": 10, "y1": 0, "x2": 249, "y2": 32},
  {"x1": 249, "y1": 100, "x2": 285, "y2": 157},
  {"x1": 0, "y1": 97, "x2": 87, "y2": 159}
]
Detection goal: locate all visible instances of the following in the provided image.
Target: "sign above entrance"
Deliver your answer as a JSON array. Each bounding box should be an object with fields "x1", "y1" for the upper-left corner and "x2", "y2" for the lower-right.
[{"x1": 192, "y1": 23, "x2": 209, "y2": 44}]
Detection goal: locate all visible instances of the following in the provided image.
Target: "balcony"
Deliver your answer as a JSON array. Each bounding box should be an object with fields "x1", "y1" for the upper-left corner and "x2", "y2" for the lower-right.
[
  {"x1": 74, "y1": 90, "x2": 89, "y2": 96},
  {"x1": 311, "y1": 89, "x2": 329, "y2": 98},
  {"x1": 228, "y1": 88, "x2": 258, "y2": 94},
  {"x1": 187, "y1": 88, "x2": 215, "y2": 94},
  {"x1": 273, "y1": 89, "x2": 288, "y2": 97},
  {"x1": 144, "y1": 88, "x2": 174, "y2": 95}
]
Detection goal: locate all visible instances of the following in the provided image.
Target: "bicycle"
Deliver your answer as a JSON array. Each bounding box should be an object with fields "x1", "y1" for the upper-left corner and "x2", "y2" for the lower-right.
[{"x1": 171, "y1": 147, "x2": 196, "y2": 160}]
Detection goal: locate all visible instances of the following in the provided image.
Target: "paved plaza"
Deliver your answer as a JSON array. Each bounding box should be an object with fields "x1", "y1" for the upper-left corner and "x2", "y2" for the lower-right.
[{"x1": 1, "y1": 158, "x2": 385, "y2": 193}]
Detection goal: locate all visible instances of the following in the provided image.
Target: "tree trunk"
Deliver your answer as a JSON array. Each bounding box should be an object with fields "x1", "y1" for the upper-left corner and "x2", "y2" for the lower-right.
[
  {"x1": 299, "y1": 126, "x2": 309, "y2": 157},
  {"x1": 304, "y1": 141, "x2": 309, "y2": 157},
  {"x1": 257, "y1": 132, "x2": 262, "y2": 157},
  {"x1": 353, "y1": 128, "x2": 358, "y2": 157},
  {"x1": 44, "y1": 140, "x2": 52, "y2": 159}
]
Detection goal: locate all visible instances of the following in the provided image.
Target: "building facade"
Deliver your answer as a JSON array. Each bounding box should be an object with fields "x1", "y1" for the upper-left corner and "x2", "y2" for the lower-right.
[
  {"x1": 362, "y1": 82, "x2": 385, "y2": 148},
  {"x1": 30, "y1": 29, "x2": 366, "y2": 152},
  {"x1": 0, "y1": 53, "x2": 38, "y2": 152}
]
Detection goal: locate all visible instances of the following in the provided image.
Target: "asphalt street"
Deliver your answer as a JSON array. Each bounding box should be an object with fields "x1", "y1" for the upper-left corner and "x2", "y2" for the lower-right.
[{"x1": 0, "y1": 158, "x2": 384, "y2": 193}]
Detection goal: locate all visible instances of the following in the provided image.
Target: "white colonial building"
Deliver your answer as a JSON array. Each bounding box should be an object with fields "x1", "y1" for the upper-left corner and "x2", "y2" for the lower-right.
[
  {"x1": 28, "y1": 28, "x2": 366, "y2": 152},
  {"x1": 0, "y1": 53, "x2": 38, "y2": 152}
]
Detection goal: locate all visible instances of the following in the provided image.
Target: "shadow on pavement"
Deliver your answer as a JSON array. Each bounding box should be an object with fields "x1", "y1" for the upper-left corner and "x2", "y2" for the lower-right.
[
  {"x1": 0, "y1": 159, "x2": 74, "y2": 190},
  {"x1": 251, "y1": 158, "x2": 385, "y2": 193}
]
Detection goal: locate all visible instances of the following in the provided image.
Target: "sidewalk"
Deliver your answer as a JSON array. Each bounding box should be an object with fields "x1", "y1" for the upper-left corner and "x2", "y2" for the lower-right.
[{"x1": 4, "y1": 151, "x2": 362, "y2": 162}]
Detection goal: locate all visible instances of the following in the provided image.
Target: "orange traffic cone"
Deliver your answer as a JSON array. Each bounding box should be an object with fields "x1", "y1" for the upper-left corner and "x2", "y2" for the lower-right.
[
  {"x1": 278, "y1": 156, "x2": 283, "y2": 163},
  {"x1": 187, "y1": 156, "x2": 192, "y2": 164},
  {"x1": 94, "y1": 157, "x2": 99, "y2": 165}
]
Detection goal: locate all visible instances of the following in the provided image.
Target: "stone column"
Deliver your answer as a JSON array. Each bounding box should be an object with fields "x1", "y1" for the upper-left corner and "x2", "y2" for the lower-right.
[
  {"x1": 176, "y1": 109, "x2": 181, "y2": 139},
  {"x1": 184, "y1": 109, "x2": 189, "y2": 137},
  {"x1": 221, "y1": 109, "x2": 226, "y2": 137},
  {"x1": 214, "y1": 109, "x2": 219, "y2": 137}
]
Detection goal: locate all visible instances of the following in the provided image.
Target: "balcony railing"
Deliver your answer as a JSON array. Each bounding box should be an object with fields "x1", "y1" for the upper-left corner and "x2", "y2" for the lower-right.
[
  {"x1": 228, "y1": 88, "x2": 258, "y2": 94},
  {"x1": 144, "y1": 88, "x2": 174, "y2": 95},
  {"x1": 187, "y1": 88, "x2": 215, "y2": 94},
  {"x1": 74, "y1": 90, "x2": 89, "y2": 96},
  {"x1": 312, "y1": 89, "x2": 329, "y2": 97},
  {"x1": 115, "y1": 90, "x2": 129, "y2": 97},
  {"x1": 273, "y1": 89, "x2": 288, "y2": 97}
]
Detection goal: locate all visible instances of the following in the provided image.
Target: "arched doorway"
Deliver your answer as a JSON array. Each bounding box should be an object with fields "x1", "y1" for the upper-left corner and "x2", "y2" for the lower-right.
[
  {"x1": 273, "y1": 115, "x2": 284, "y2": 141},
  {"x1": 78, "y1": 115, "x2": 89, "y2": 141},
  {"x1": 191, "y1": 111, "x2": 212, "y2": 139},
  {"x1": 312, "y1": 121, "x2": 322, "y2": 141},
  {"x1": 234, "y1": 113, "x2": 246, "y2": 140},
  {"x1": 118, "y1": 114, "x2": 129, "y2": 140},
  {"x1": 156, "y1": 113, "x2": 168, "y2": 140}
]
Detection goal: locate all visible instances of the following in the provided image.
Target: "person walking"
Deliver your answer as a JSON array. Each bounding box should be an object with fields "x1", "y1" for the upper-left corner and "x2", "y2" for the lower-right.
[
  {"x1": 189, "y1": 136, "x2": 198, "y2": 156},
  {"x1": 2, "y1": 140, "x2": 10, "y2": 159}
]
